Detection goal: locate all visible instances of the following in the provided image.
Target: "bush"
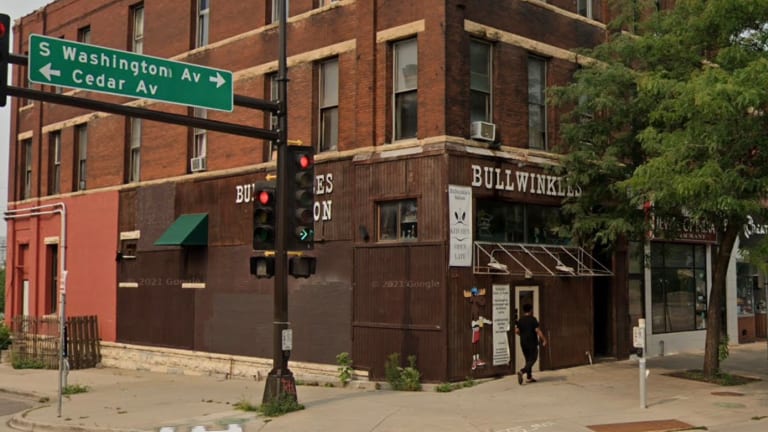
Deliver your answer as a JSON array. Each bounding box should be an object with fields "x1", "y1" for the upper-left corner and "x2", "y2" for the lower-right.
[
  {"x1": 335, "y1": 352, "x2": 353, "y2": 386},
  {"x1": 258, "y1": 393, "x2": 305, "y2": 417},
  {"x1": 12, "y1": 357, "x2": 45, "y2": 369},
  {"x1": 384, "y1": 353, "x2": 422, "y2": 391},
  {"x1": 63, "y1": 384, "x2": 89, "y2": 395},
  {"x1": 0, "y1": 322, "x2": 10, "y2": 350}
]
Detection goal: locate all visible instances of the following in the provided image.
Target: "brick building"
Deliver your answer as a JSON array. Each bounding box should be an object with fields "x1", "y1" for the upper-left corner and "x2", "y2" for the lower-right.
[{"x1": 4, "y1": 0, "x2": 648, "y2": 382}]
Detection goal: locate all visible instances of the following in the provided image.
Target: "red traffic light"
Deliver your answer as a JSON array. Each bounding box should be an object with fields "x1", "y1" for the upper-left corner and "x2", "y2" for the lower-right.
[
  {"x1": 258, "y1": 189, "x2": 273, "y2": 205},
  {"x1": 0, "y1": 22, "x2": 6, "y2": 38},
  {"x1": 297, "y1": 153, "x2": 313, "y2": 170}
]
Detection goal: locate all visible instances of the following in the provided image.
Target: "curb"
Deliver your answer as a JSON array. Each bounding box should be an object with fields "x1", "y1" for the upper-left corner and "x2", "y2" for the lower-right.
[{"x1": 9, "y1": 406, "x2": 145, "y2": 432}]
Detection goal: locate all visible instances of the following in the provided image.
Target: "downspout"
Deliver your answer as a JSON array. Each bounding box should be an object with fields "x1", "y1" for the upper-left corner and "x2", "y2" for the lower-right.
[{"x1": 4, "y1": 202, "x2": 67, "y2": 417}]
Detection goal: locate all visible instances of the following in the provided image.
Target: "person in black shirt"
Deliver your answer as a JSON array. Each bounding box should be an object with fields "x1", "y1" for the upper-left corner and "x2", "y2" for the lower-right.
[{"x1": 515, "y1": 303, "x2": 547, "y2": 384}]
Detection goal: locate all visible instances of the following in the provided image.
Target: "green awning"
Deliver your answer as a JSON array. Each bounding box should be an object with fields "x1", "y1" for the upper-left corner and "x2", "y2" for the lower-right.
[{"x1": 154, "y1": 213, "x2": 208, "y2": 246}]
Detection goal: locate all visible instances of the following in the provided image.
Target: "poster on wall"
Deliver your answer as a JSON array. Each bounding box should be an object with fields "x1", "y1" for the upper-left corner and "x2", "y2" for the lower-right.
[
  {"x1": 492, "y1": 284, "x2": 511, "y2": 366},
  {"x1": 449, "y1": 185, "x2": 473, "y2": 267}
]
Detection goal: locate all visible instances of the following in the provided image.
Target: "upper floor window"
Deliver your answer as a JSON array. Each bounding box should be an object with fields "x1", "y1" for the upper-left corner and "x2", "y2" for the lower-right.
[
  {"x1": 49, "y1": 132, "x2": 61, "y2": 195},
  {"x1": 75, "y1": 125, "x2": 88, "y2": 191},
  {"x1": 470, "y1": 39, "x2": 492, "y2": 123},
  {"x1": 197, "y1": 0, "x2": 210, "y2": 47},
  {"x1": 193, "y1": 108, "x2": 207, "y2": 159},
  {"x1": 22, "y1": 139, "x2": 33, "y2": 199},
  {"x1": 378, "y1": 199, "x2": 418, "y2": 241},
  {"x1": 128, "y1": 118, "x2": 141, "y2": 182},
  {"x1": 319, "y1": 58, "x2": 339, "y2": 152},
  {"x1": 131, "y1": 4, "x2": 144, "y2": 53},
  {"x1": 78, "y1": 26, "x2": 91, "y2": 44},
  {"x1": 578, "y1": 0, "x2": 593, "y2": 19},
  {"x1": 271, "y1": 0, "x2": 290, "y2": 23},
  {"x1": 393, "y1": 38, "x2": 417, "y2": 140},
  {"x1": 527, "y1": 56, "x2": 547, "y2": 150}
]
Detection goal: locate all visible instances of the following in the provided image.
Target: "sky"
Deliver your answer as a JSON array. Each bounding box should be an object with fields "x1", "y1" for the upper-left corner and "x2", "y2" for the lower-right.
[{"x1": 1, "y1": 0, "x2": 55, "y2": 235}]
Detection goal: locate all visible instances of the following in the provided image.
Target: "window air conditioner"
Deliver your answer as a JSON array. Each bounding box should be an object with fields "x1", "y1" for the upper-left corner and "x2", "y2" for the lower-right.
[
  {"x1": 470, "y1": 121, "x2": 496, "y2": 142},
  {"x1": 190, "y1": 156, "x2": 207, "y2": 172}
]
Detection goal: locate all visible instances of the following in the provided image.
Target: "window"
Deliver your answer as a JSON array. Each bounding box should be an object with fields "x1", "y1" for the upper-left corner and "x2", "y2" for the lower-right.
[
  {"x1": 528, "y1": 56, "x2": 547, "y2": 150},
  {"x1": 271, "y1": 0, "x2": 289, "y2": 23},
  {"x1": 22, "y1": 139, "x2": 32, "y2": 199},
  {"x1": 266, "y1": 73, "x2": 278, "y2": 161},
  {"x1": 393, "y1": 38, "x2": 418, "y2": 140},
  {"x1": 128, "y1": 118, "x2": 141, "y2": 182},
  {"x1": 193, "y1": 108, "x2": 207, "y2": 159},
  {"x1": 49, "y1": 132, "x2": 61, "y2": 195},
  {"x1": 470, "y1": 39, "x2": 492, "y2": 123},
  {"x1": 197, "y1": 0, "x2": 210, "y2": 47},
  {"x1": 650, "y1": 243, "x2": 707, "y2": 333},
  {"x1": 476, "y1": 200, "x2": 567, "y2": 244},
  {"x1": 319, "y1": 58, "x2": 339, "y2": 152},
  {"x1": 577, "y1": 0, "x2": 593, "y2": 19},
  {"x1": 378, "y1": 199, "x2": 418, "y2": 241},
  {"x1": 78, "y1": 26, "x2": 91, "y2": 44},
  {"x1": 736, "y1": 263, "x2": 758, "y2": 317},
  {"x1": 75, "y1": 125, "x2": 88, "y2": 191},
  {"x1": 131, "y1": 4, "x2": 144, "y2": 53},
  {"x1": 47, "y1": 244, "x2": 59, "y2": 314}
]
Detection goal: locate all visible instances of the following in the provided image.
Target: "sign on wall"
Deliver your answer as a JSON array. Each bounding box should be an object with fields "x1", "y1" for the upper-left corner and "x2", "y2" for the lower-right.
[
  {"x1": 492, "y1": 284, "x2": 511, "y2": 366},
  {"x1": 449, "y1": 185, "x2": 472, "y2": 267}
]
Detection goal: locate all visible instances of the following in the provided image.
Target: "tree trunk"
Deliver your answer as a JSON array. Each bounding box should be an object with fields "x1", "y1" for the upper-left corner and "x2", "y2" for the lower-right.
[{"x1": 703, "y1": 222, "x2": 740, "y2": 377}]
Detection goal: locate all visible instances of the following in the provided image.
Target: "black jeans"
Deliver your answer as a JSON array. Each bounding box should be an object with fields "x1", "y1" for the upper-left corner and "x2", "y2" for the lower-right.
[{"x1": 521, "y1": 344, "x2": 539, "y2": 379}]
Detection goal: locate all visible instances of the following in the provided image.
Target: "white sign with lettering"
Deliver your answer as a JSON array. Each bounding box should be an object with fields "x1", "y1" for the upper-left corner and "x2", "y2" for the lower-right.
[
  {"x1": 235, "y1": 174, "x2": 335, "y2": 222},
  {"x1": 492, "y1": 284, "x2": 511, "y2": 366},
  {"x1": 471, "y1": 164, "x2": 582, "y2": 197},
  {"x1": 449, "y1": 185, "x2": 473, "y2": 267}
]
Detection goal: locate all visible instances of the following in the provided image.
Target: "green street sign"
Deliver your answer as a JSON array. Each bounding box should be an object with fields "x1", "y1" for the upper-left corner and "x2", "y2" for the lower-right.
[{"x1": 28, "y1": 34, "x2": 233, "y2": 112}]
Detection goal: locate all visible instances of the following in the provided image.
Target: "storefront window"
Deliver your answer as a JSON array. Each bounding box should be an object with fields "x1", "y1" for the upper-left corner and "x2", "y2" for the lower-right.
[
  {"x1": 476, "y1": 200, "x2": 566, "y2": 244},
  {"x1": 736, "y1": 263, "x2": 757, "y2": 317},
  {"x1": 378, "y1": 199, "x2": 418, "y2": 241},
  {"x1": 651, "y1": 242, "x2": 707, "y2": 333},
  {"x1": 628, "y1": 241, "x2": 645, "y2": 329}
]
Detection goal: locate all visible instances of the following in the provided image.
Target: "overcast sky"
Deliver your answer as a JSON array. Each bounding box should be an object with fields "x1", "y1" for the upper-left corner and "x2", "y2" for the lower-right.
[{"x1": 1, "y1": 0, "x2": 55, "y2": 235}]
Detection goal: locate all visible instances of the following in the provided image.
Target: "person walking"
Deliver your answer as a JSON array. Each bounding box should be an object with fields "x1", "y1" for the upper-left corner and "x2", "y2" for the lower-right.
[{"x1": 515, "y1": 303, "x2": 547, "y2": 384}]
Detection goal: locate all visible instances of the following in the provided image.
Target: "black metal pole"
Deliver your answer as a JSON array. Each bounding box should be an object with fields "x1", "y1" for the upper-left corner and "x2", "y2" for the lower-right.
[{"x1": 263, "y1": 0, "x2": 296, "y2": 404}]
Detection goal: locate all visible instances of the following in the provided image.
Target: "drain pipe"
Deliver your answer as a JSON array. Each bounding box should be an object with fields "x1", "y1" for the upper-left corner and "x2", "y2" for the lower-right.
[{"x1": 4, "y1": 202, "x2": 68, "y2": 417}]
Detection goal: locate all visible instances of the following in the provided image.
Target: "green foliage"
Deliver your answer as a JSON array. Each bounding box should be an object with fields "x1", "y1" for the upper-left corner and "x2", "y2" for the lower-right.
[
  {"x1": 384, "y1": 353, "x2": 422, "y2": 391},
  {"x1": 435, "y1": 378, "x2": 477, "y2": 393},
  {"x1": 62, "y1": 384, "x2": 89, "y2": 395},
  {"x1": 257, "y1": 393, "x2": 305, "y2": 417},
  {"x1": 718, "y1": 334, "x2": 730, "y2": 364},
  {"x1": 0, "y1": 267, "x2": 6, "y2": 313},
  {"x1": 233, "y1": 399, "x2": 259, "y2": 412},
  {"x1": 12, "y1": 357, "x2": 45, "y2": 369},
  {"x1": 667, "y1": 369, "x2": 760, "y2": 386},
  {"x1": 335, "y1": 351, "x2": 353, "y2": 387},
  {"x1": 0, "y1": 322, "x2": 10, "y2": 350}
]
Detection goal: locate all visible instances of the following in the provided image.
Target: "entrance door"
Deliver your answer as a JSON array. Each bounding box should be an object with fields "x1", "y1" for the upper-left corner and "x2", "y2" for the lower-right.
[{"x1": 514, "y1": 285, "x2": 540, "y2": 372}]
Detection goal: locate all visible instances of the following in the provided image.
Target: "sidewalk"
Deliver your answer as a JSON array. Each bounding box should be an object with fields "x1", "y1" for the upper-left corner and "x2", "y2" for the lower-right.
[{"x1": 1, "y1": 343, "x2": 767, "y2": 432}]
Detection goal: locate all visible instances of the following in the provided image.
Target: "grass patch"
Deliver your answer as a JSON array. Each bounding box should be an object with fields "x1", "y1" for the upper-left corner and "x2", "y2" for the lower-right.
[
  {"x1": 258, "y1": 393, "x2": 305, "y2": 417},
  {"x1": 233, "y1": 399, "x2": 259, "y2": 412},
  {"x1": 11, "y1": 357, "x2": 46, "y2": 369},
  {"x1": 665, "y1": 370, "x2": 760, "y2": 386},
  {"x1": 435, "y1": 377, "x2": 477, "y2": 393},
  {"x1": 62, "y1": 384, "x2": 89, "y2": 395}
]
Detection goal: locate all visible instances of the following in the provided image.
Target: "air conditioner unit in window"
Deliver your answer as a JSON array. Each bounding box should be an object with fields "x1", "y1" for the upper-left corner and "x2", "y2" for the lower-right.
[
  {"x1": 190, "y1": 156, "x2": 207, "y2": 172},
  {"x1": 470, "y1": 121, "x2": 496, "y2": 142}
]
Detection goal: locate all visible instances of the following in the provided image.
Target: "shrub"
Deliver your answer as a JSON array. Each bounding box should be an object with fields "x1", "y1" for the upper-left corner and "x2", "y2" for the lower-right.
[
  {"x1": 336, "y1": 352, "x2": 353, "y2": 386},
  {"x1": 384, "y1": 353, "x2": 422, "y2": 391},
  {"x1": 258, "y1": 393, "x2": 305, "y2": 417},
  {"x1": 0, "y1": 322, "x2": 10, "y2": 350},
  {"x1": 12, "y1": 357, "x2": 46, "y2": 369},
  {"x1": 63, "y1": 384, "x2": 89, "y2": 395}
]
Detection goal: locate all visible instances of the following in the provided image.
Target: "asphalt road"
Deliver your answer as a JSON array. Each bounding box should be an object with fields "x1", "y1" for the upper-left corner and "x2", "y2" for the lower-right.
[{"x1": 0, "y1": 393, "x2": 35, "y2": 430}]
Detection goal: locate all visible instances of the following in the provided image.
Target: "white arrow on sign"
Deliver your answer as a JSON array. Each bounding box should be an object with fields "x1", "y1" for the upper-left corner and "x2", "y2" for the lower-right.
[
  {"x1": 40, "y1": 63, "x2": 62, "y2": 81},
  {"x1": 209, "y1": 72, "x2": 226, "y2": 88}
]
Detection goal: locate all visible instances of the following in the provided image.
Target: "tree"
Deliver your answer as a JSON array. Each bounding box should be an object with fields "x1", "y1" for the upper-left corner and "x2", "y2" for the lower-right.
[{"x1": 552, "y1": 0, "x2": 768, "y2": 377}]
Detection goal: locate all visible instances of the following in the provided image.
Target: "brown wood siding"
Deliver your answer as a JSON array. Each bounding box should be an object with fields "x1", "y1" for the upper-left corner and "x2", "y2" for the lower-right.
[
  {"x1": 538, "y1": 277, "x2": 594, "y2": 368},
  {"x1": 314, "y1": 159, "x2": 354, "y2": 242},
  {"x1": 353, "y1": 243, "x2": 446, "y2": 381}
]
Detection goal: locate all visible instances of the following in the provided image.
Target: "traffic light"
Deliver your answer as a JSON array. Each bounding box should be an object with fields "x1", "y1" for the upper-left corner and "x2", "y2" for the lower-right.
[
  {"x1": 286, "y1": 146, "x2": 315, "y2": 250},
  {"x1": 289, "y1": 256, "x2": 316, "y2": 279},
  {"x1": 250, "y1": 256, "x2": 275, "y2": 279},
  {"x1": 0, "y1": 14, "x2": 10, "y2": 107},
  {"x1": 253, "y1": 181, "x2": 277, "y2": 250}
]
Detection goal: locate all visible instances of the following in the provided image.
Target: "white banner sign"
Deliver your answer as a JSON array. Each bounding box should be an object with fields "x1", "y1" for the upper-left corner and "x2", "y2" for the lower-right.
[
  {"x1": 492, "y1": 284, "x2": 511, "y2": 366},
  {"x1": 449, "y1": 185, "x2": 473, "y2": 267}
]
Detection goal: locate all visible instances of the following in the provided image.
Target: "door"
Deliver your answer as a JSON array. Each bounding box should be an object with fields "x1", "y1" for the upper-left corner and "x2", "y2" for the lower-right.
[{"x1": 514, "y1": 285, "x2": 539, "y2": 372}]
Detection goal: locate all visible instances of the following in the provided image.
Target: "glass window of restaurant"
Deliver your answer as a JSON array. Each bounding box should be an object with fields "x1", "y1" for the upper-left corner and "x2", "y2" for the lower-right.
[
  {"x1": 476, "y1": 200, "x2": 567, "y2": 244},
  {"x1": 650, "y1": 242, "x2": 708, "y2": 333}
]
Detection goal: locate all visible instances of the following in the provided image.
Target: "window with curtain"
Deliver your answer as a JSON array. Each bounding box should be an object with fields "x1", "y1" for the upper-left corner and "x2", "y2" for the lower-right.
[
  {"x1": 528, "y1": 56, "x2": 547, "y2": 150},
  {"x1": 393, "y1": 38, "x2": 418, "y2": 140}
]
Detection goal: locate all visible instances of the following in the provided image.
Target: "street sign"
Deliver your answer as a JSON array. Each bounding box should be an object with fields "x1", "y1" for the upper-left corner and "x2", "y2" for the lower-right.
[{"x1": 28, "y1": 34, "x2": 233, "y2": 112}]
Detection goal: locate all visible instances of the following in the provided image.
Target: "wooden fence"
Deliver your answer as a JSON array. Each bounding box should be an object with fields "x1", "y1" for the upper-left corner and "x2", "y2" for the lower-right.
[{"x1": 10, "y1": 315, "x2": 101, "y2": 369}]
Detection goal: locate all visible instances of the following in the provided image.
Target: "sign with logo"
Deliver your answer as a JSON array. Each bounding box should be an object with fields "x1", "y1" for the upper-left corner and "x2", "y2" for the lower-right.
[{"x1": 449, "y1": 185, "x2": 472, "y2": 267}]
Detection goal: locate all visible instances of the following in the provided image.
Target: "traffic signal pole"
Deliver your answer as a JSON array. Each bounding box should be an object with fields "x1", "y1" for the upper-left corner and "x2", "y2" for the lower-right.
[{"x1": 262, "y1": 0, "x2": 297, "y2": 404}]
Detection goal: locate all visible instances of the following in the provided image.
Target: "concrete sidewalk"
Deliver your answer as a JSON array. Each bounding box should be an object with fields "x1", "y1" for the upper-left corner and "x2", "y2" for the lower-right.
[{"x1": 1, "y1": 343, "x2": 767, "y2": 432}]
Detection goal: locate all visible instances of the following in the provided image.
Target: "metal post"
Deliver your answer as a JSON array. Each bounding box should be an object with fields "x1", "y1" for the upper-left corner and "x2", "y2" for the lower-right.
[
  {"x1": 262, "y1": 0, "x2": 296, "y2": 404},
  {"x1": 638, "y1": 318, "x2": 647, "y2": 409}
]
